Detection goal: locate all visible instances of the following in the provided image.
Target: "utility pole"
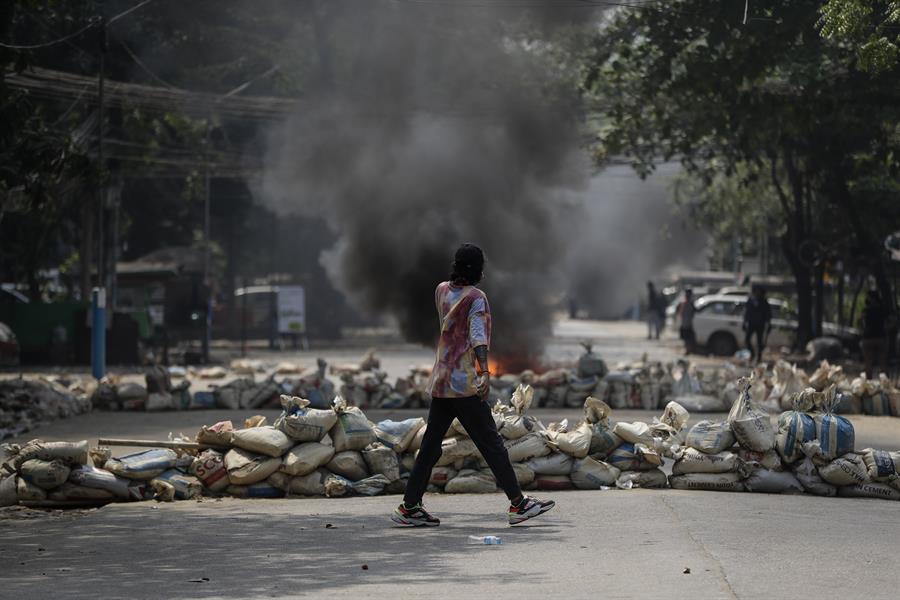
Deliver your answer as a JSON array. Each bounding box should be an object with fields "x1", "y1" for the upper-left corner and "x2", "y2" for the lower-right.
[
  {"x1": 202, "y1": 126, "x2": 211, "y2": 363},
  {"x1": 92, "y1": 11, "x2": 108, "y2": 380}
]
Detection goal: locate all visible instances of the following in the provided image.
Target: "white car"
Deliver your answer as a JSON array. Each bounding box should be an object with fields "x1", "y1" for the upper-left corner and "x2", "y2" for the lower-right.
[{"x1": 691, "y1": 294, "x2": 857, "y2": 356}]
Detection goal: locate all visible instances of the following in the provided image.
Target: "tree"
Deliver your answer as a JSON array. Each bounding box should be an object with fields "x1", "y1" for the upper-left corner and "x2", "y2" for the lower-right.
[
  {"x1": 820, "y1": 0, "x2": 900, "y2": 73},
  {"x1": 584, "y1": 0, "x2": 900, "y2": 348}
]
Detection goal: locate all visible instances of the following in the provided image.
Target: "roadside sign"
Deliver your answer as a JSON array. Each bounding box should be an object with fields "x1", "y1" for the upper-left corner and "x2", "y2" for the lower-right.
[{"x1": 277, "y1": 286, "x2": 306, "y2": 334}]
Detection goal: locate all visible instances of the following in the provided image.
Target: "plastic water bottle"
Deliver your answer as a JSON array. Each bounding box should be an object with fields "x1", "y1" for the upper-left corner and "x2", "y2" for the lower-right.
[{"x1": 468, "y1": 535, "x2": 502, "y2": 545}]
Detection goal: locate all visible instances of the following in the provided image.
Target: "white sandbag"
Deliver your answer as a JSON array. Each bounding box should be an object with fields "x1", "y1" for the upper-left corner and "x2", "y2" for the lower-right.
[
  {"x1": 660, "y1": 401, "x2": 690, "y2": 431},
  {"x1": 400, "y1": 453, "x2": 416, "y2": 474},
  {"x1": 48, "y1": 483, "x2": 114, "y2": 502},
  {"x1": 743, "y1": 469, "x2": 804, "y2": 494},
  {"x1": 227, "y1": 479, "x2": 286, "y2": 498},
  {"x1": 69, "y1": 465, "x2": 148, "y2": 500},
  {"x1": 326, "y1": 451, "x2": 369, "y2": 480},
  {"x1": 324, "y1": 474, "x2": 352, "y2": 497},
  {"x1": 196, "y1": 420, "x2": 234, "y2": 446},
  {"x1": 146, "y1": 392, "x2": 175, "y2": 411},
  {"x1": 727, "y1": 379, "x2": 775, "y2": 451},
  {"x1": 0, "y1": 476, "x2": 17, "y2": 507},
  {"x1": 793, "y1": 457, "x2": 836, "y2": 497},
  {"x1": 533, "y1": 474, "x2": 573, "y2": 490},
  {"x1": 818, "y1": 453, "x2": 869, "y2": 486},
  {"x1": 736, "y1": 448, "x2": 782, "y2": 472},
  {"x1": 813, "y1": 388, "x2": 855, "y2": 460},
  {"x1": 775, "y1": 405, "x2": 817, "y2": 464},
  {"x1": 224, "y1": 448, "x2": 281, "y2": 485},
  {"x1": 230, "y1": 426, "x2": 293, "y2": 458},
  {"x1": 674, "y1": 394, "x2": 725, "y2": 412},
  {"x1": 669, "y1": 472, "x2": 745, "y2": 492},
  {"x1": 837, "y1": 482, "x2": 900, "y2": 501},
  {"x1": 7, "y1": 440, "x2": 89, "y2": 469},
  {"x1": 444, "y1": 469, "x2": 497, "y2": 493},
  {"x1": 105, "y1": 449, "x2": 178, "y2": 480},
  {"x1": 612, "y1": 421, "x2": 654, "y2": 446},
  {"x1": 289, "y1": 468, "x2": 330, "y2": 496},
  {"x1": 435, "y1": 437, "x2": 479, "y2": 466},
  {"x1": 498, "y1": 385, "x2": 540, "y2": 439},
  {"x1": 511, "y1": 463, "x2": 535, "y2": 486},
  {"x1": 351, "y1": 474, "x2": 392, "y2": 496},
  {"x1": 151, "y1": 469, "x2": 202, "y2": 500},
  {"x1": 189, "y1": 450, "x2": 229, "y2": 492},
  {"x1": 672, "y1": 448, "x2": 742, "y2": 475},
  {"x1": 17, "y1": 478, "x2": 47, "y2": 501},
  {"x1": 19, "y1": 459, "x2": 71, "y2": 490},
  {"x1": 570, "y1": 457, "x2": 620, "y2": 489},
  {"x1": 331, "y1": 396, "x2": 377, "y2": 452},
  {"x1": 362, "y1": 443, "x2": 400, "y2": 482},
  {"x1": 606, "y1": 443, "x2": 661, "y2": 472},
  {"x1": 686, "y1": 420, "x2": 735, "y2": 455},
  {"x1": 280, "y1": 442, "x2": 335, "y2": 477},
  {"x1": 274, "y1": 395, "x2": 338, "y2": 442},
  {"x1": 409, "y1": 426, "x2": 427, "y2": 452},
  {"x1": 616, "y1": 468, "x2": 668, "y2": 489},
  {"x1": 861, "y1": 449, "x2": 900, "y2": 482},
  {"x1": 504, "y1": 433, "x2": 550, "y2": 463},
  {"x1": 374, "y1": 418, "x2": 425, "y2": 453},
  {"x1": 547, "y1": 421, "x2": 592, "y2": 458},
  {"x1": 526, "y1": 453, "x2": 574, "y2": 476},
  {"x1": 429, "y1": 466, "x2": 458, "y2": 487}
]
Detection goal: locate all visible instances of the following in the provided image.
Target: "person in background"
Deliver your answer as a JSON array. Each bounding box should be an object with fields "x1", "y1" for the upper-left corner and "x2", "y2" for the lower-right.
[
  {"x1": 391, "y1": 243, "x2": 555, "y2": 527},
  {"x1": 860, "y1": 290, "x2": 887, "y2": 377},
  {"x1": 677, "y1": 288, "x2": 696, "y2": 355},
  {"x1": 646, "y1": 282, "x2": 665, "y2": 340},
  {"x1": 743, "y1": 284, "x2": 772, "y2": 364}
]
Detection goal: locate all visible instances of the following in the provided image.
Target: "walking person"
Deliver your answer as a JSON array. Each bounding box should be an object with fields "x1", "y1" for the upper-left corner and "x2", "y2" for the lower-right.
[
  {"x1": 859, "y1": 290, "x2": 888, "y2": 377},
  {"x1": 677, "y1": 288, "x2": 697, "y2": 355},
  {"x1": 743, "y1": 285, "x2": 772, "y2": 364},
  {"x1": 646, "y1": 282, "x2": 665, "y2": 340},
  {"x1": 392, "y1": 244, "x2": 555, "y2": 527}
]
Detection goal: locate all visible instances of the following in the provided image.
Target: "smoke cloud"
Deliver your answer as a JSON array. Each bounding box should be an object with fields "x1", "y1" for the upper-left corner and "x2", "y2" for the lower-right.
[{"x1": 260, "y1": 1, "x2": 591, "y2": 367}]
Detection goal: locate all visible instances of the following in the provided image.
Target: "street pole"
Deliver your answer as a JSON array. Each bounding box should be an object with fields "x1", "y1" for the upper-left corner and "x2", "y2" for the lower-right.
[
  {"x1": 92, "y1": 12, "x2": 108, "y2": 380},
  {"x1": 202, "y1": 148, "x2": 211, "y2": 363}
]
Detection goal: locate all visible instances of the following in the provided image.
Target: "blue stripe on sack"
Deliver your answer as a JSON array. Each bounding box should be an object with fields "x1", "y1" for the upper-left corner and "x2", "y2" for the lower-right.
[
  {"x1": 835, "y1": 416, "x2": 854, "y2": 456},
  {"x1": 785, "y1": 414, "x2": 798, "y2": 457},
  {"x1": 820, "y1": 416, "x2": 831, "y2": 456}
]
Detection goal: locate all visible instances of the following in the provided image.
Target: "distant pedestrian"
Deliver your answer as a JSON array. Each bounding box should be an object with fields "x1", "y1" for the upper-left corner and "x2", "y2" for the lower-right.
[
  {"x1": 859, "y1": 290, "x2": 887, "y2": 377},
  {"x1": 646, "y1": 282, "x2": 666, "y2": 340},
  {"x1": 677, "y1": 288, "x2": 696, "y2": 355},
  {"x1": 391, "y1": 244, "x2": 554, "y2": 527},
  {"x1": 743, "y1": 285, "x2": 772, "y2": 364}
]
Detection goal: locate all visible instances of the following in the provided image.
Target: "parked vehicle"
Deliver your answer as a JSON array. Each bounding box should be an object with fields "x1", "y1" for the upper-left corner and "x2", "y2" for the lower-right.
[{"x1": 0, "y1": 322, "x2": 20, "y2": 366}]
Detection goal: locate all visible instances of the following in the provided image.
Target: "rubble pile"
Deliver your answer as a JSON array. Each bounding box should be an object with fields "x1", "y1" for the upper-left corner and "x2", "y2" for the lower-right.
[
  {"x1": 0, "y1": 378, "x2": 92, "y2": 441},
  {"x1": 3, "y1": 378, "x2": 898, "y2": 508}
]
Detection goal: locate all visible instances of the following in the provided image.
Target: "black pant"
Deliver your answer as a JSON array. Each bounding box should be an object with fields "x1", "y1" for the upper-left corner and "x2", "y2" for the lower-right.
[
  {"x1": 746, "y1": 327, "x2": 765, "y2": 363},
  {"x1": 404, "y1": 396, "x2": 522, "y2": 505}
]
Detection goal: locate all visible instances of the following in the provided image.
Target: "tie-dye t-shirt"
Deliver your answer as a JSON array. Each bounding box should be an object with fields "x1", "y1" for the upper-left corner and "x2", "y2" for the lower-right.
[{"x1": 428, "y1": 281, "x2": 491, "y2": 398}]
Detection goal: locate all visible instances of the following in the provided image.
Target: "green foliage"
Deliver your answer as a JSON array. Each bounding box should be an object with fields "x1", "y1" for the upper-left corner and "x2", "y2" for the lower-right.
[{"x1": 820, "y1": 0, "x2": 900, "y2": 72}]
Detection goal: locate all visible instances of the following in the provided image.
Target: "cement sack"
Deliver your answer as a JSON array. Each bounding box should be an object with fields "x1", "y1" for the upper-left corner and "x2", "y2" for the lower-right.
[
  {"x1": 0, "y1": 476, "x2": 17, "y2": 507},
  {"x1": 775, "y1": 408, "x2": 816, "y2": 464},
  {"x1": 105, "y1": 449, "x2": 178, "y2": 480},
  {"x1": 793, "y1": 457, "x2": 837, "y2": 497},
  {"x1": 19, "y1": 459, "x2": 70, "y2": 490},
  {"x1": 224, "y1": 448, "x2": 281, "y2": 485},
  {"x1": 281, "y1": 442, "x2": 335, "y2": 477},
  {"x1": 351, "y1": 474, "x2": 392, "y2": 496},
  {"x1": 669, "y1": 472, "x2": 745, "y2": 492},
  {"x1": 498, "y1": 385, "x2": 539, "y2": 439},
  {"x1": 288, "y1": 468, "x2": 329, "y2": 496},
  {"x1": 326, "y1": 451, "x2": 369, "y2": 481},
  {"x1": 673, "y1": 394, "x2": 725, "y2": 413},
  {"x1": 189, "y1": 450, "x2": 229, "y2": 492},
  {"x1": 331, "y1": 397, "x2": 377, "y2": 452},
  {"x1": 584, "y1": 396, "x2": 610, "y2": 425},
  {"x1": 145, "y1": 392, "x2": 175, "y2": 411},
  {"x1": 16, "y1": 478, "x2": 47, "y2": 501},
  {"x1": 374, "y1": 418, "x2": 425, "y2": 453},
  {"x1": 429, "y1": 466, "x2": 457, "y2": 488},
  {"x1": 444, "y1": 469, "x2": 496, "y2": 493},
  {"x1": 570, "y1": 457, "x2": 620, "y2": 489},
  {"x1": 230, "y1": 426, "x2": 293, "y2": 458},
  {"x1": 534, "y1": 474, "x2": 573, "y2": 491},
  {"x1": 227, "y1": 479, "x2": 286, "y2": 498},
  {"x1": 861, "y1": 449, "x2": 900, "y2": 482},
  {"x1": 813, "y1": 389, "x2": 855, "y2": 460},
  {"x1": 818, "y1": 453, "x2": 869, "y2": 486},
  {"x1": 8, "y1": 440, "x2": 89, "y2": 469},
  {"x1": 400, "y1": 453, "x2": 416, "y2": 474},
  {"x1": 616, "y1": 468, "x2": 668, "y2": 489},
  {"x1": 511, "y1": 463, "x2": 535, "y2": 486},
  {"x1": 737, "y1": 448, "x2": 782, "y2": 472},
  {"x1": 526, "y1": 453, "x2": 573, "y2": 476},
  {"x1": 727, "y1": 379, "x2": 775, "y2": 451},
  {"x1": 660, "y1": 401, "x2": 690, "y2": 431},
  {"x1": 435, "y1": 437, "x2": 479, "y2": 467},
  {"x1": 672, "y1": 448, "x2": 742, "y2": 475},
  {"x1": 48, "y1": 483, "x2": 115, "y2": 502},
  {"x1": 607, "y1": 443, "x2": 661, "y2": 472},
  {"x1": 837, "y1": 482, "x2": 900, "y2": 501},
  {"x1": 196, "y1": 420, "x2": 234, "y2": 446},
  {"x1": 324, "y1": 474, "x2": 352, "y2": 497},
  {"x1": 409, "y1": 425, "x2": 426, "y2": 452},
  {"x1": 152, "y1": 469, "x2": 202, "y2": 500},
  {"x1": 274, "y1": 395, "x2": 337, "y2": 442},
  {"x1": 504, "y1": 432, "x2": 550, "y2": 463},
  {"x1": 589, "y1": 426, "x2": 622, "y2": 459},
  {"x1": 545, "y1": 384, "x2": 569, "y2": 408},
  {"x1": 267, "y1": 471, "x2": 291, "y2": 490},
  {"x1": 686, "y1": 421, "x2": 735, "y2": 455},
  {"x1": 612, "y1": 421, "x2": 655, "y2": 446},
  {"x1": 362, "y1": 443, "x2": 400, "y2": 482},
  {"x1": 69, "y1": 465, "x2": 148, "y2": 500},
  {"x1": 744, "y1": 469, "x2": 804, "y2": 494},
  {"x1": 547, "y1": 421, "x2": 592, "y2": 458}
]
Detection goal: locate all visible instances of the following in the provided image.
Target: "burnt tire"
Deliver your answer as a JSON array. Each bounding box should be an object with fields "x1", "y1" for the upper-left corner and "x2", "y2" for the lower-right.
[{"x1": 708, "y1": 331, "x2": 738, "y2": 357}]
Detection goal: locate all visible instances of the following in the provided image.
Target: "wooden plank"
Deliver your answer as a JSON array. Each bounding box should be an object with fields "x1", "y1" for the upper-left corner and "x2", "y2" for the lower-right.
[{"x1": 97, "y1": 438, "x2": 226, "y2": 450}]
